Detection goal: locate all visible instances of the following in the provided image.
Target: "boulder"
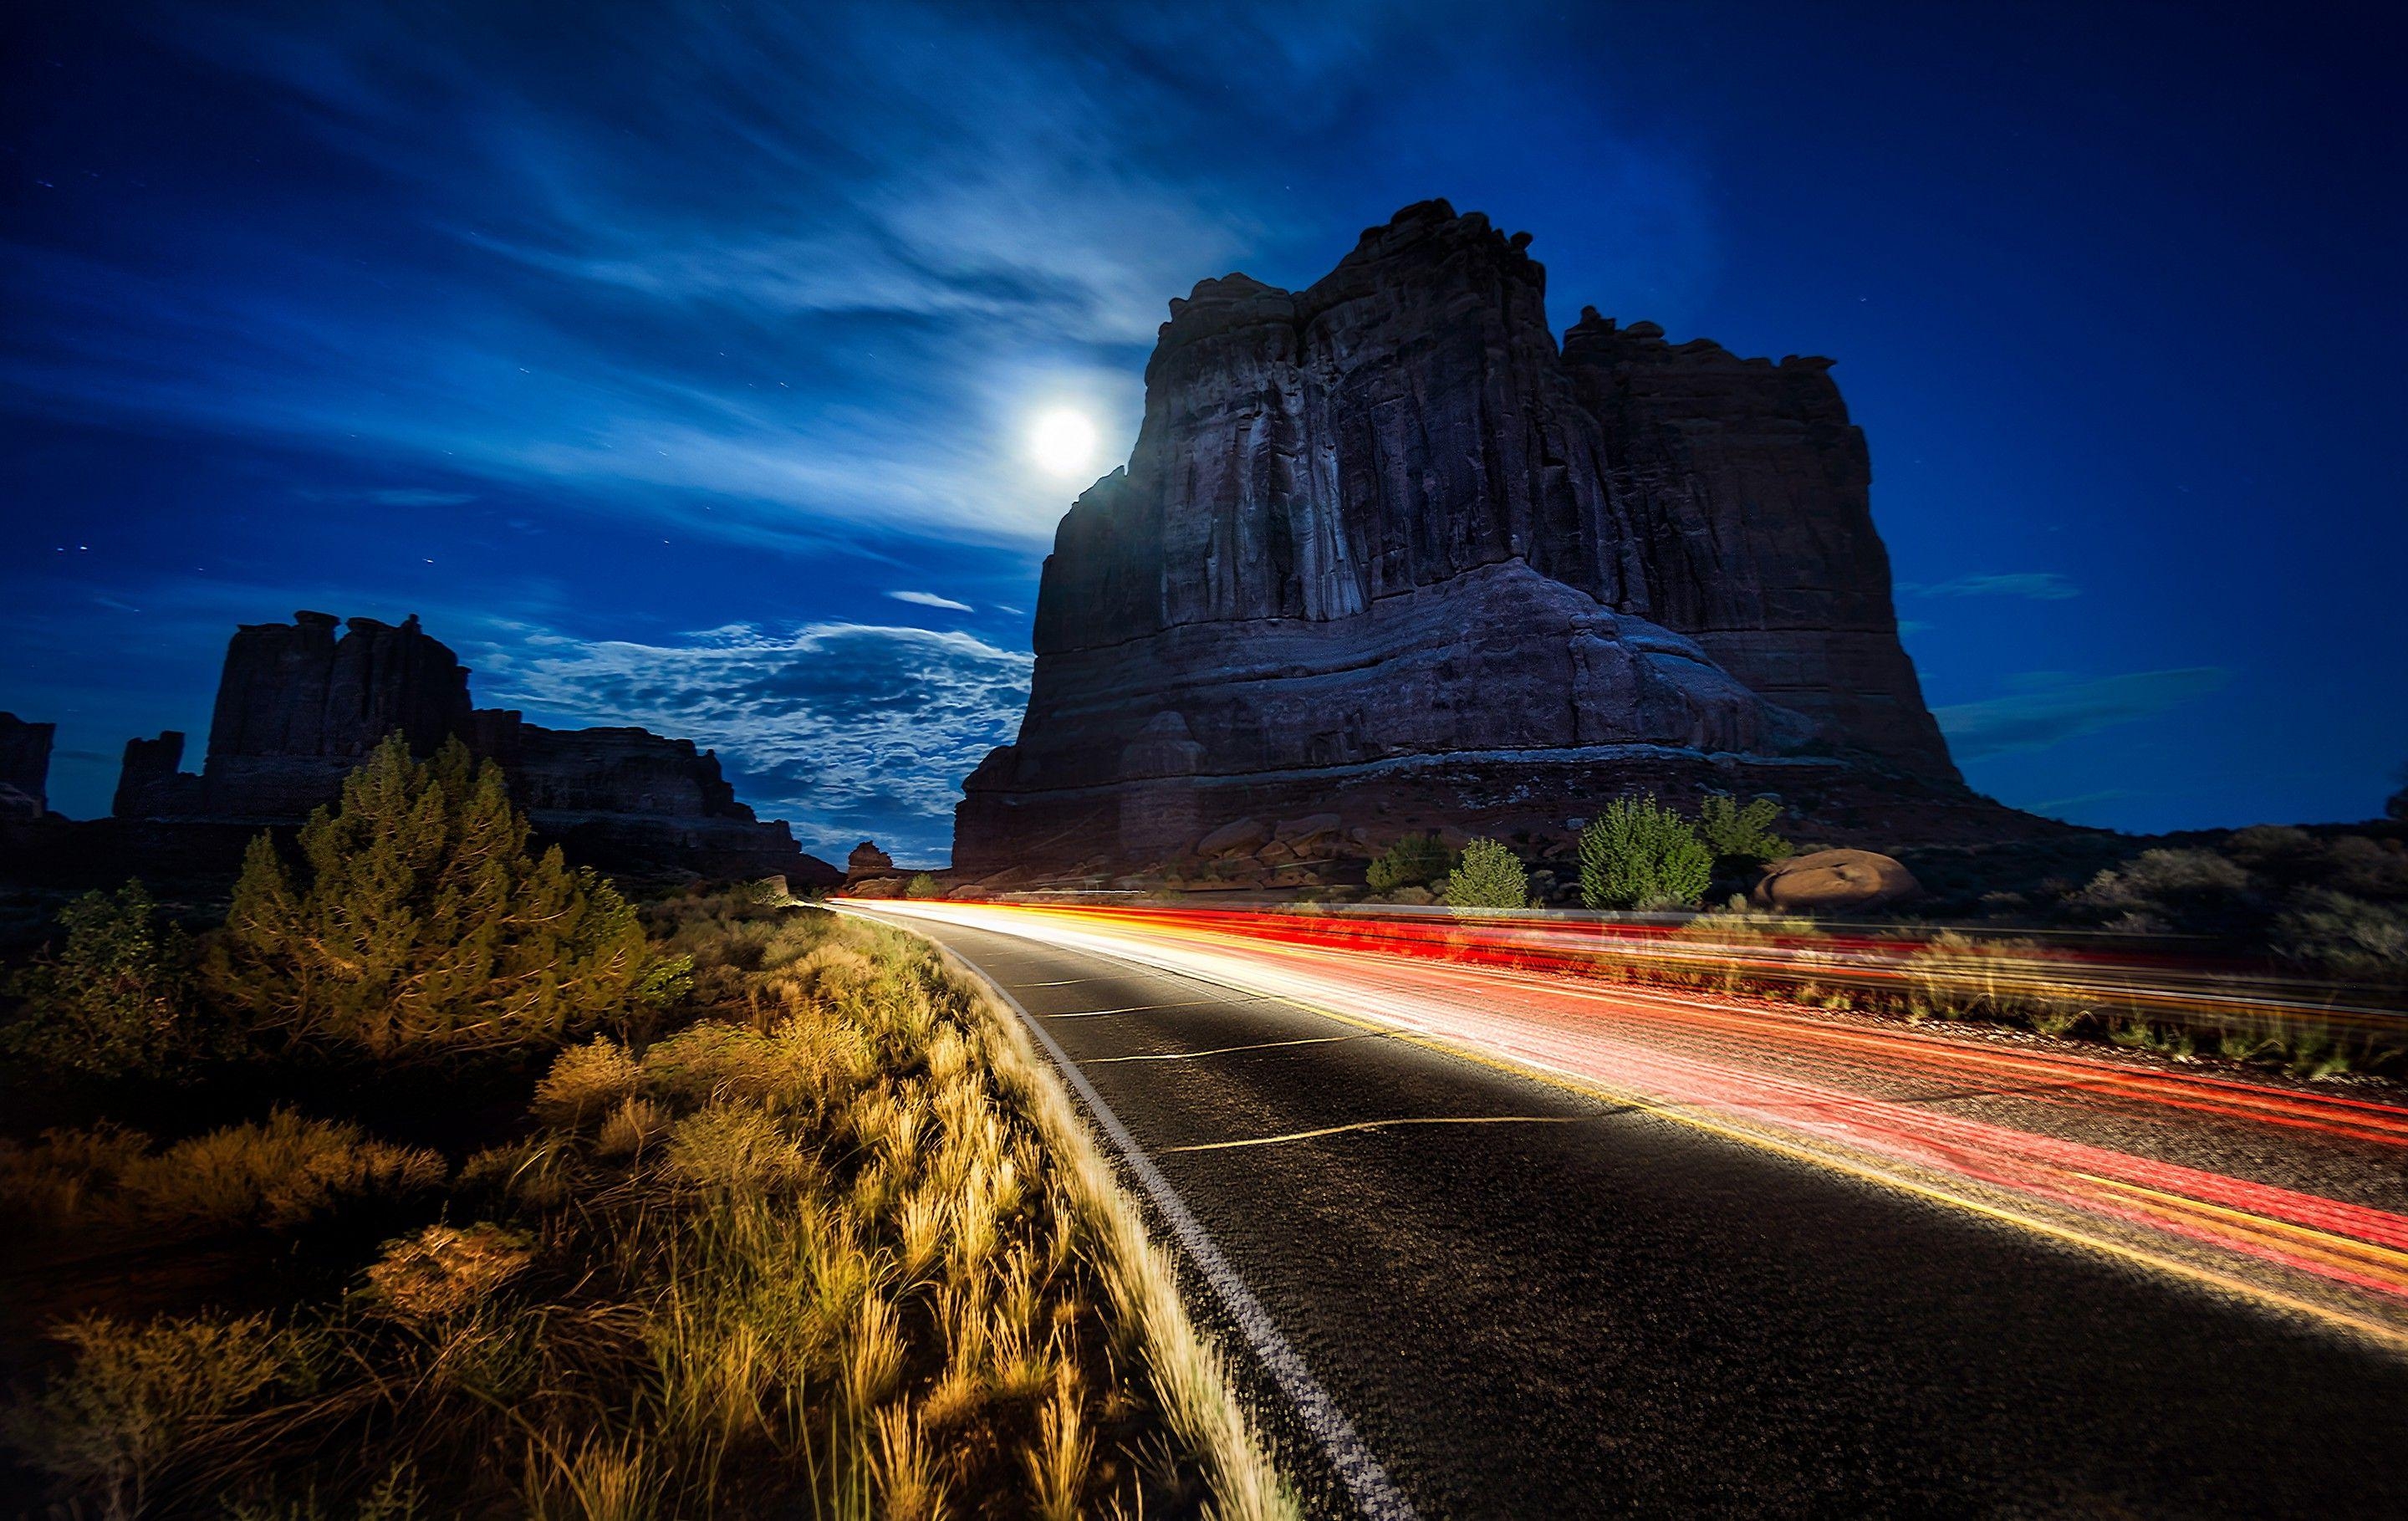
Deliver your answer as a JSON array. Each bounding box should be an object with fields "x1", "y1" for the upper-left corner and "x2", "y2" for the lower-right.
[
  {"x1": 1196, "y1": 817, "x2": 1271, "y2": 857},
  {"x1": 1749, "y1": 850, "x2": 1921, "y2": 913},
  {"x1": 1273, "y1": 813, "x2": 1345, "y2": 847}
]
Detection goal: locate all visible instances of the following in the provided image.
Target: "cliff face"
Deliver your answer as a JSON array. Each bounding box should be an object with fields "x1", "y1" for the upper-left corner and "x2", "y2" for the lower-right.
[
  {"x1": 113, "y1": 612, "x2": 835, "y2": 883},
  {"x1": 202, "y1": 612, "x2": 474, "y2": 818},
  {"x1": 959, "y1": 202, "x2": 1964, "y2": 874},
  {"x1": 0, "y1": 712, "x2": 54, "y2": 820},
  {"x1": 1559, "y1": 310, "x2": 1953, "y2": 776}
]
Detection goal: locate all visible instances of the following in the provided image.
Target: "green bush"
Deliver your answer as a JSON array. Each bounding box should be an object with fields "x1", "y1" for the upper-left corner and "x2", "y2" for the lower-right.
[
  {"x1": 906, "y1": 873, "x2": 941, "y2": 900},
  {"x1": 1444, "y1": 839, "x2": 1529, "y2": 912},
  {"x1": 206, "y1": 735, "x2": 657, "y2": 1058},
  {"x1": 1696, "y1": 794, "x2": 1791, "y2": 863},
  {"x1": 1367, "y1": 835, "x2": 1455, "y2": 892},
  {"x1": 0, "y1": 881, "x2": 221, "y2": 1080},
  {"x1": 2073, "y1": 848, "x2": 2259, "y2": 937},
  {"x1": 1579, "y1": 797, "x2": 1714, "y2": 910}
]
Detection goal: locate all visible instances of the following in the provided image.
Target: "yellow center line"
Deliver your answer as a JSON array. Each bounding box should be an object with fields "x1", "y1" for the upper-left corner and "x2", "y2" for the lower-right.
[
  {"x1": 1084, "y1": 1034, "x2": 1380, "y2": 1064},
  {"x1": 1163, "y1": 1114, "x2": 1604, "y2": 1153}
]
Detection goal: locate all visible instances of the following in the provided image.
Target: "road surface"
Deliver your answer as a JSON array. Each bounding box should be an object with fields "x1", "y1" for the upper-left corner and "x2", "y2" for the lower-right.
[{"x1": 853, "y1": 901, "x2": 2408, "y2": 1518}]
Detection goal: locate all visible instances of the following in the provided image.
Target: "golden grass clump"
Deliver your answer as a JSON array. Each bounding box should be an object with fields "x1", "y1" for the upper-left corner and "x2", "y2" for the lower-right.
[
  {"x1": 0, "y1": 1111, "x2": 445, "y2": 1233},
  {"x1": 6, "y1": 906, "x2": 1290, "y2": 1519},
  {"x1": 360, "y1": 1222, "x2": 536, "y2": 1325}
]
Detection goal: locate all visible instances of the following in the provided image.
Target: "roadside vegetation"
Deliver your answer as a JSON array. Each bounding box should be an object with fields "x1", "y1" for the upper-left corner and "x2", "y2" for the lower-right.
[
  {"x1": 1299, "y1": 793, "x2": 2404, "y2": 1080},
  {"x1": 0, "y1": 739, "x2": 1288, "y2": 1518}
]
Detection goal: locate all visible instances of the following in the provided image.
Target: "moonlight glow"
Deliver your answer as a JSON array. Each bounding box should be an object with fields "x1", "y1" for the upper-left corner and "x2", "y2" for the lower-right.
[{"x1": 1028, "y1": 408, "x2": 1099, "y2": 477}]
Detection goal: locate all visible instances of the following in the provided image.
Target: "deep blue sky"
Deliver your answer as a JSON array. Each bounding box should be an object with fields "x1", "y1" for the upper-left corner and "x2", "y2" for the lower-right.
[{"x1": 4, "y1": 2, "x2": 2402, "y2": 862}]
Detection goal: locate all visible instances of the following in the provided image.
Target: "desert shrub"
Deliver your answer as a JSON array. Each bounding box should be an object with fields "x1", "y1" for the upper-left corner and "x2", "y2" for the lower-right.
[
  {"x1": 359, "y1": 1222, "x2": 535, "y2": 1325},
  {"x1": 4, "y1": 1314, "x2": 324, "y2": 1518},
  {"x1": 2223, "y1": 825, "x2": 2316, "y2": 870},
  {"x1": 2274, "y1": 888, "x2": 2408, "y2": 980},
  {"x1": 0, "y1": 881, "x2": 223, "y2": 1080},
  {"x1": 1, "y1": 1113, "x2": 442, "y2": 1233},
  {"x1": 2073, "y1": 847, "x2": 2259, "y2": 936},
  {"x1": 0, "y1": 1124, "x2": 154, "y2": 1224},
  {"x1": 906, "y1": 873, "x2": 941, "y2": 900},
  {"x1": 2390, "y1": 764, "x2": 2408, "y2": 823},
  {"x1": 115, "y1": 1110, "x2": 446, "y2": 1230},
  {"x1": 1444, "y1": 839, "x2": 1529, "y2": 911},
  {"x1": 1366, "y1": 835, "x2": 1455, "y2": 892},
  {"x1": 1696, "y1": 794, "x2": 1792, "y2": 864},
  {"x1": 529, "y1": 1038, "x2": 643, "y2": 1128},
  {"x1": 1579, "y1": 797, "x2": 1714, "y2": 910},
  {"x1": 1901, "y1": 931, "x2": 2095, "y2": 1034},
  {"x1": 2318, "y1": 835, "x2": 2408, "y2": 901},
  {"x1": 207, "y1": 735, "x2": 661, "y2": 1058},
  {"x1": 6, "y1": 915, "x2": 1288, "y2": 1521}
]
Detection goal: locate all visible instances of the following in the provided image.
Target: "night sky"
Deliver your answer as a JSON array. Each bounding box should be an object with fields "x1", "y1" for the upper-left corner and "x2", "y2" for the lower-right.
[{"x1": 4, "y1": 2, "x2": 2401, "y2": 863}]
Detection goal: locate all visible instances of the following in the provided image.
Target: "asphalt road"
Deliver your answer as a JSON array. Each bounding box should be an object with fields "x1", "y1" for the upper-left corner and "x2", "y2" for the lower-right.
[{"x1": 855, "y1": 903, "x2": 2408, "y2": 1519}]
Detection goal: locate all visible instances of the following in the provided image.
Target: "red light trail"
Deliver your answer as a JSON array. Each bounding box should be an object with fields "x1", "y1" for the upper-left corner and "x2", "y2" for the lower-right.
[{"x1": 864, "y1": 899, "x2": 2408, "y2": 1350}]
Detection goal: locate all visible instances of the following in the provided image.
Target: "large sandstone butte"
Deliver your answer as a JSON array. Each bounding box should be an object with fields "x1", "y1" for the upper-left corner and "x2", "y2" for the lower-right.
[
  {"x1": 110, "y1": 611, "x2": 839, "y2": 885},
  {"x1": 958, "y1": 201, "x2": 1995, "y2": 876}
]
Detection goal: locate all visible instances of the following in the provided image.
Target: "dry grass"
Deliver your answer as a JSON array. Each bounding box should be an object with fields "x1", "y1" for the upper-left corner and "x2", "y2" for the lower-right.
[
  {"x1": 0, "y1": 1110, "x2": 445, "y2": 1233},
  {"x1": 7, "y1": 905, "x2": 1292, "y2": 1518}
]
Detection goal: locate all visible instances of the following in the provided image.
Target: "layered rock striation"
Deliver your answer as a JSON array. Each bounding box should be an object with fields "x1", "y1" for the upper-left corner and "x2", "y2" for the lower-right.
[
  {"x1": 958, "y1": 202, "x2": 1968, "y2": 874},
  {"x1": 110, "y1": 611, "x2": 836, "y2": 883}
]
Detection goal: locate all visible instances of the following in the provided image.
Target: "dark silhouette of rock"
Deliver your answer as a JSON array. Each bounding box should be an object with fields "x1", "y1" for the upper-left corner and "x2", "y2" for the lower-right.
[
  {"x1": 103, "y1": 611, "x2": 837, "y2": 885},
  {"x1": 114, "y1": 732, "x2": 204, "y2": 818},
  {"x1": 0, "y1": 712, "x2": 54, "y2": 820},
  {"x1": 1749, "y1": 850, "x2": 1922, "y2": 912},
  {"x1": 957, "y1": 202, "x2": 1986, "y2": 876},
  {"x1": 846, "y1": 840, "x2": 897, "y2": 881},
  {"x1": 203, "y1": 612, "x2": 474, "y2": 818}
]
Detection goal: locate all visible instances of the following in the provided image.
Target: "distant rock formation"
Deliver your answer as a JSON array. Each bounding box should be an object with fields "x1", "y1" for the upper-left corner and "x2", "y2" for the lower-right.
[
  {"x1": 846, "y1": 840, "x2": 897, "y2": 880},
  {"x1": 108, "y1": 611, "x2": 838, "y2": 885},
  {"x1": 200, "y1": 611, "x2": 472, "y2": 819},
  {"x1": 957, "y1": 202, "x2": 1992, "y2": 875},
  {"x1": 0, "y1": 712, "x2": 54, "y2": 820},
  {"x1": 114, "y1": 732, "x2": 202, "y2": 819}
]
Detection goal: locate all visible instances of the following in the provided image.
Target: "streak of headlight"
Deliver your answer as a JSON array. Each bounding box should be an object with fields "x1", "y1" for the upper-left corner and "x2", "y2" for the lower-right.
[{"x1": 860, "y1": 899, "x2": 2408, "y2": 1350}]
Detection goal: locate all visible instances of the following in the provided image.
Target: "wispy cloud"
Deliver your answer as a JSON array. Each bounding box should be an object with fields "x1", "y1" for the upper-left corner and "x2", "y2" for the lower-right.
[
  {"x1": 482, "y1": 620, "x2": 1031, "y2": 860},
  {"x1": 887, "y1": 590, "x2": 973, "y2": 612},
  {"x1": 1900, "y1": 572, "x2": 2080, "y2": 600},
  {"x1": 1936, "y1": 667, "x2": 2227, "y2": 759},
  {"x1": 369, "y1": 488, "x2": 479, "y2": 508}
]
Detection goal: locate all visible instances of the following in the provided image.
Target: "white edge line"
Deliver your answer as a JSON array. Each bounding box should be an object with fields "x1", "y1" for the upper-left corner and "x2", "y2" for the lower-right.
[{"x1": 838, "y1": 905, "x2": 1418, "y2": 1521}]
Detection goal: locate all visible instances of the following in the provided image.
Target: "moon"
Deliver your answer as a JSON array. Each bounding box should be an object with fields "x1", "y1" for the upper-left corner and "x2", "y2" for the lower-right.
[{"x1": 1028, "y1": 407, "x2": 1099, "y2": 477}]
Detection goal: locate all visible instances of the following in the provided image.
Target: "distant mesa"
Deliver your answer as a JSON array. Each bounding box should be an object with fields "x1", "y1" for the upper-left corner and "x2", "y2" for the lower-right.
[
  {"x1": 17, "y1": 611, "x2": 839, "y2": 887},
  {"x1": 957, "y1": 200, "x2": 2030, "y2": 878}
]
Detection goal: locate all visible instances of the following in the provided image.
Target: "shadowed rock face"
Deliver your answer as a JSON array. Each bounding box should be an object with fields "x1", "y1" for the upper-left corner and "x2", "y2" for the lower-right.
[
  {"x1": 960, "y1": 201, "x2": 1964, "y2": 874},
  {"x1": 1560, "y1": 310, "x2": 1953, "y2": 776},
  {"x1": 0, "y1": 712, "x2": 54, "y2": 820}
]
